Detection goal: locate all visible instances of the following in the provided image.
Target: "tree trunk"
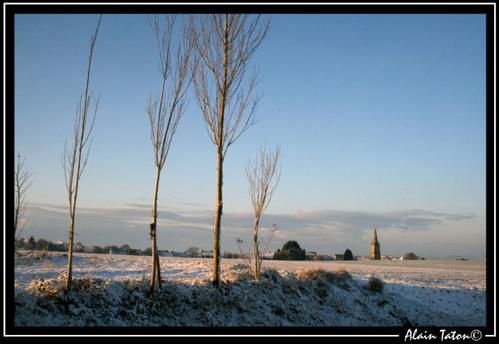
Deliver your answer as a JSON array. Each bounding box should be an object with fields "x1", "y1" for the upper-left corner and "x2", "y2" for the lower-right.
[
  {"x1": 211, "y1": 15, "x2": 229, "y2": 289},
  {"x1": 155, "y1": 239, "x2": 162, "y2": 288},
  {"x1": 253, "y1": 215, "x2": 261, "y2": 280},
  {"x1": 14, "y1": 181, "x2": 20, "y2": 234},
  {"x1": 150, "y1": 167, "x2": 161, "y2": 292},
  {"x1": 66, "y1": 221, "x2": 74, "y2": 290},
  {"x1": 212, "y1": 149, "x2": 223, "y2": 288},
  {"x1": 149, "y1": 233, "x2": 163, "y2": 291},
  {"x1": 150, "y1": 222, "x2": 156, "y2": 292}
]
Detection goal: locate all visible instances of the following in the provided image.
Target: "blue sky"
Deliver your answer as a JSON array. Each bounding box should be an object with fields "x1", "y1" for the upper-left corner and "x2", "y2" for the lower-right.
[{"x1": 14, "y1": 14, "x2": 486, "y2": 258}]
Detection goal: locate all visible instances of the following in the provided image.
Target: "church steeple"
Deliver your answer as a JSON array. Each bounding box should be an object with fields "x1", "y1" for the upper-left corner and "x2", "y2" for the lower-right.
[{"x1": 371, "y1": 228, "x2": 381, "y2": 260}]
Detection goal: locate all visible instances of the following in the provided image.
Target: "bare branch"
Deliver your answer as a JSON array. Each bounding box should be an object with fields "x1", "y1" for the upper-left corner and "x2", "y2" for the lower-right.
[
  {"x1": 190, "y1": 14, "x2": 269, "y2": 156},
  {"x1": 146, "y1": 15, "x2": 192, "y2": 292},
  {"x1": 147, "y1": 14, "x2": 192, "y2": 171},
  {"x1": 247, "y1": 145, "x2": 280, "y2": 215},
  {"x1": 236, "y1": 237, "x2": 253, "y2": 270},
  {"x1": 246, "y1": 145, "x2": 281, "y2": 280},
  {"x1": 81, "y1": 94, "x2": 99, "y2": 148},
  {"x1": 62, "y1": 14, "x2": 102, "y2": 291},
  {"x1": 14, "y1": 154, "x2": 32, "y2": 240}
]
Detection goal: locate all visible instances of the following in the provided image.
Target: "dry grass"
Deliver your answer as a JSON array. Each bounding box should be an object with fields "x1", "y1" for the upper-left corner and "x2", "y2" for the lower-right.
[
  {"x1": 334, "y1": 268, "x2": 352, "y2": 281},
  {"x1": 26, "y1": 273, "x2": 66, "y2": 299},
  {"x1": 14, "y1": 264, "x2": 396, "y2": 326},
  {"x1": 297, "y1": 268, "x2": 351, "y2": 283},
  {"x1": 296, "y1": 268, "x2": 352, "y2": 291}
]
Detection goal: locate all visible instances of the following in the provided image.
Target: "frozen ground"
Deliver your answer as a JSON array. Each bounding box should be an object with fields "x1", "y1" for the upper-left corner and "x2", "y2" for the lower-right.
[{"x1": 14, "y1": 250, "x2": 486, "y2": 327}]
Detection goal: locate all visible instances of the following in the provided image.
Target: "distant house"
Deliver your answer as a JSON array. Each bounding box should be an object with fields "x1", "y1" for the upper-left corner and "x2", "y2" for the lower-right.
[
  {"x1": 201, "y1": 250, "x2": 214, "y2": 258},
  {"x1": 334, "y1": 254, "x2": 344, "y2": 261},
  {"x1": 158, "y1": 250, "x2": 173, "y2": 257},
  {"x1": 305, "y1": 251, "x2": 317, "y2": 259},
  {"x1": 262, "y1": 251, "x2": 274, "y2": 260}
]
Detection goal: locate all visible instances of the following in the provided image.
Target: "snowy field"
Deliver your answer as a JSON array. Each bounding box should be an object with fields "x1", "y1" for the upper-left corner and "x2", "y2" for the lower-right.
[{"x1": 14, "y1": 250, "x2": 486, "y2": 327}]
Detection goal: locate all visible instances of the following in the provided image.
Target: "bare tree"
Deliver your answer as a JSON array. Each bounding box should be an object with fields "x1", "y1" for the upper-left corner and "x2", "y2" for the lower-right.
[
  {"x1": 14, "y1": 154, "x2": 32, "y2": 241},
  {"x1": 146, "y1": 15, "x2": 192, "y2": 293},
  {"x1": 62, "y1": 15, "x2": 102, "y2": 292},
  {"x1": 246, "y1": 145, "x2": 281, "y2": 280},
  {"x1": 189, "y1": 14, "x2": 270, "y2": 287},
  {"x1": 236, "y1": 223, "x2": 277, "y2": 276}
]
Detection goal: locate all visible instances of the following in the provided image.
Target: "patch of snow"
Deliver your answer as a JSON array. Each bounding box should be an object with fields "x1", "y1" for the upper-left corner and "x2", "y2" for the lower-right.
[{"x1": 14, "y1": 250, "x2": 486, "y2": 326}]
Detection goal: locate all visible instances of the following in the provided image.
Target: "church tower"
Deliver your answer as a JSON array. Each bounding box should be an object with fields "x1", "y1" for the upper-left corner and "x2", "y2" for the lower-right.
[{"x1": 371, "y1": 228, "x2": 381, "y2": 260}]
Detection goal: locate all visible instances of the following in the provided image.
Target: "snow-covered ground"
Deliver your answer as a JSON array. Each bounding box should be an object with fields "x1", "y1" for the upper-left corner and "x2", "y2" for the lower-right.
[{"x1": 14, "y1": 250, "x2": 485, "y2": 327}]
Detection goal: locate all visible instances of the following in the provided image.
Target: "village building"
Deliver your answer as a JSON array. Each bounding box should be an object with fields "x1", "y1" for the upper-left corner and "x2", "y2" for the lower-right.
[
  {"x1": 305, "y1": 251, "x2": 317, "y2": 259},
  {"x1": 371, "y1": 228, "x2": 381, "y2": 260},
  {"x1": 158, "y1": 250, "x2": 173, "y2": 257},
  {"x1": 201, "y1": 250, "x2": 214, "y2": 258},
  {"x1": 262, "y1": 251, "x2": 274, "y2": 260}
]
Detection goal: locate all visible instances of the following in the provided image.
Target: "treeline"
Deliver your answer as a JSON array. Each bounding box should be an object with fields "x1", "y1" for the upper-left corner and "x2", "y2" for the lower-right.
[
  {"x1": 16, "y1": 237, "x2": 145, "y2": 256},
  {"x1": 15, "y1": 237, "x2": 247, "y2": 259}
]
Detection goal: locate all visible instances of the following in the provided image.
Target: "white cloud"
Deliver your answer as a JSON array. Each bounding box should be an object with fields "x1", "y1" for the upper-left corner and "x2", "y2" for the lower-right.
[{"x1": 22, "y1": 203, "x2": 480, "y2": 256}]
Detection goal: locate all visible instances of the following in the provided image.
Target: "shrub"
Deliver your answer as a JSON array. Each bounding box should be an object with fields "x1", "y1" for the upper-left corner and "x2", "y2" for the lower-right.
[
  {"x1": 273, "y1": 241, "x2": 306, "y2": 260},
  {"x1": 367, "y1": 276, "x2": 384, "y2": 293},
  {"x1": 184, "y1": 247, "x2": 200, "y2": 257},
  {"x1": 377, "y1": 299, "x2": 389, "y2": 306},
  {"x1": 334, "y1": 268, "x2": 352, "y2": 281},
  {"x1": 282, "y1": 241, "x2": 300, "y2": 250},
  {"x1": 297, "y1": 268, "x2": 330, "y2": 281},
  {"x1": 297, "y1": 268, "x2": 352, "y2": 290},
  {"x1": 343, "y1": 248, "x2": 354, "y2": 261},
  {"x1": 261, "y1": 268, "x2": 280, "y2": 279},
  {"x1": 36, "y1": 239, "x2": 49, "y2": 251},
  {"x1": 27, "y1": 236, "x2": 36, "y2": 250},
  {"x1": 403, "y1": 252, "x2": 419, "y2": 260}
]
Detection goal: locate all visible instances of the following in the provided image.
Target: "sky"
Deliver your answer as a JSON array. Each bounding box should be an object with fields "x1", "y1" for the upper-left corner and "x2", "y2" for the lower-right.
[{"x1": 13, "y1": 14, "x2": 486, "y2": 258}]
